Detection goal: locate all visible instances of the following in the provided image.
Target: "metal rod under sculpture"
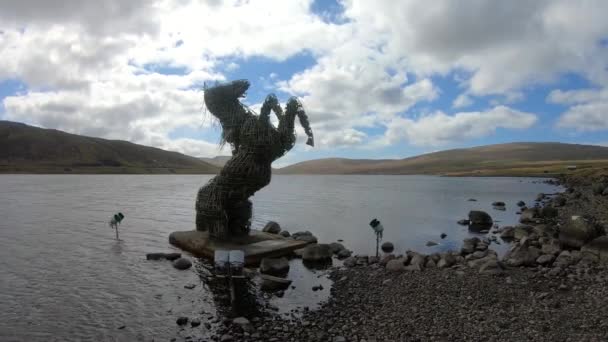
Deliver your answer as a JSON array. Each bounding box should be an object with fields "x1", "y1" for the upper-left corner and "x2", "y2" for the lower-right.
[{"x1": 196, "y1": 80, "x2": 314, "y2": 240}]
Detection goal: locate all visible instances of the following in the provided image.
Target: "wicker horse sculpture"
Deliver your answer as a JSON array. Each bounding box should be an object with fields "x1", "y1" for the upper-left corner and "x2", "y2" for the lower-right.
[{"x1": 196, "y1": 79, "x2": 314, "y2": 240}]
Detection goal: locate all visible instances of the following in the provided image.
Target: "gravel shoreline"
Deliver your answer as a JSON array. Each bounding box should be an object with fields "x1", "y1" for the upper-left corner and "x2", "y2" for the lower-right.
[{"x1": 209, "y1": 173, "x2": 608, "y2": 342}]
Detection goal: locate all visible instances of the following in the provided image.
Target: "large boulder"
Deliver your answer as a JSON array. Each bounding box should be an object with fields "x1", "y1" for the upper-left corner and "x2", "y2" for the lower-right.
[
  {"x1": 581, "y1": 236, "x2": 608, "y2": 263},
  {"x1": 302, "y1": 244, "x2": 332, "y2": 263},
  {"x1": 504, "y1": 242, "x2": 540, "y2": 267},
  {"x1": 292, "y1": 231, "x2": 318, "y2": 244},
  {"x1": 260, "y1": 257, "x2": 290, "y2": 277},
  {"x1": 468, "y1": 211, "x2": 493, "y2": 230},
  {"x1": 329, "y1": 242, "x2": 346, "y2": 255},
  {"x1": 260, "y1": 274, "x2": 292, "y2": 291},
  {"x1": 262, "y1": 221, "x2": 281, "y2": 234},
  {"x1": 336, "y1": 249, "x2": 353, "y2": 259},
  {"x1": 381, "y1": 242, "x2": 394, "y2": 253},
  {"x1": 559, "y1": 216, "x2": 603, "y2": 248},
  {"x1": 385, "y1": 258, "x2": 406, "y2": 272},
  {"x1": 279, "y1": 230, "x2": 291, "y2": 238},
  {"x1": 409, "y1": 253, "x2": 427, "y2": 269}
]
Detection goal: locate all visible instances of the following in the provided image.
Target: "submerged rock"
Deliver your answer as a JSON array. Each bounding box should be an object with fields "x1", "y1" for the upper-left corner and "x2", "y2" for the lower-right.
[
  {"x1": 302, "y1": 244, "x2": 332, "y2": 263},
  {"x1": 260, "y1": 274, "x2": 292, "y2": 291},
  {"x1": 172, "y1": 258, "x2": 192, "y2": 270},
  {"x1": 468, "y1": 211, "x2": 493, "y2": 231},
  {"x1": 260, "y1": 257, "x2": 290, "y2": 277},
  {"x1": 146, "y1": 252, "x2": 182, "y2": 261}
]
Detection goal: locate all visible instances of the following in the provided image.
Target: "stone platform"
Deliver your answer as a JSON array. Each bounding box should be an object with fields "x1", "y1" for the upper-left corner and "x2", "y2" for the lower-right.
[{"x1": 169, "y1": 230, "x2": 309, "y2": 265}]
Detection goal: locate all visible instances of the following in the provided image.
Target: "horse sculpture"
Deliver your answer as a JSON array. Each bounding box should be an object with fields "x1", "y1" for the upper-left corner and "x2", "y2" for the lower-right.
[{"x1": 196, "y1": 79, "x2": 314, "y2": 240}]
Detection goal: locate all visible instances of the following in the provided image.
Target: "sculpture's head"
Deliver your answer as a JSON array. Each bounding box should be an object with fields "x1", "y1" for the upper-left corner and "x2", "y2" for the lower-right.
[{"x1": 204, "y1": 79, "x2": 250, "y2": 104}]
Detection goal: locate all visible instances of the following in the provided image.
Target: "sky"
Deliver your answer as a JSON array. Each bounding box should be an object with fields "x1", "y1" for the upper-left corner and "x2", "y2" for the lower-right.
[{"x1": 1, "y1": 0, "x2": 608, "y2": 167}]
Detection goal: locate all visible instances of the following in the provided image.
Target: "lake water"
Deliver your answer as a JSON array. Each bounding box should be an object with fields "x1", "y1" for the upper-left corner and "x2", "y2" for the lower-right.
[{"x1": 0, "y1": 175, "x2": 559, "y2": 341}]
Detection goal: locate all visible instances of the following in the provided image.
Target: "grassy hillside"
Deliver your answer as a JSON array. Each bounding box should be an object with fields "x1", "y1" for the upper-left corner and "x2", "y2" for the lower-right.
[
  {"x1": 277, "y1": 142, "x2": 608, "y2": 176},
  {"x1": 199, "y1": 155, "x2": 231, "y2": 167},
  {"x1": 0, "y1": 121, "x2": 220, "y2": 174}
]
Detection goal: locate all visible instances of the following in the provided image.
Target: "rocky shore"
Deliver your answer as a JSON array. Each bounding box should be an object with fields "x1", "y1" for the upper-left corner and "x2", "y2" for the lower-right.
[{"x1": 206, "y1": 170, "x2": 608, "y2": 342}]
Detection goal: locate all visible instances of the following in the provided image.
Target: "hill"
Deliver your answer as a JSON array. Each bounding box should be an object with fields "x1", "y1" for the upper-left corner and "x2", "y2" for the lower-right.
[
  {"x1": 0, "y1": 121, "x2": 220, "y2": 174},
  {"x1": 277, "y1": 142, "x2": 608, "y2": 176},
  {"x1": 199, "y1": 155, "x2": 231, "y2": 167}
]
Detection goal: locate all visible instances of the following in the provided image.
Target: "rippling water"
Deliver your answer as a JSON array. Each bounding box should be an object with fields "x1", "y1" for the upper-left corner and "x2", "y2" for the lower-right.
[{"x1": 0, "y1": 175, "x2": 559, "y2": 341}]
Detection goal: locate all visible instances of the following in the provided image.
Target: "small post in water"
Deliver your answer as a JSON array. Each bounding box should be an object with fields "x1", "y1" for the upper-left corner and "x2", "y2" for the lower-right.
[
  {"x1": 369, "y1": 218, "x2": 384, "y2": 258},
  {"x1": 109, "y1": 212, "x2": 125, "y2": 240}
]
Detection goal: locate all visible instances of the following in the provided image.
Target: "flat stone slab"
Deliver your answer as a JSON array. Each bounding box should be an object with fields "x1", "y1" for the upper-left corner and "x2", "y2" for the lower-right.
[{"x1": 169, "y1": 230, "x2": 310, "y2": 265}]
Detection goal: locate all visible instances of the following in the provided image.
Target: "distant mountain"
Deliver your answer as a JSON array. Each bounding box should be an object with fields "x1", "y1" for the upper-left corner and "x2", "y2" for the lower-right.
[
  {"x1": 0, "y1": 120, "x2": 219, "y2": 174},
  {"x1": 276, "y1": 142, "x2": 608, "y2": 176},
  {"x1": 199, "y1": 155, "x2": 231, "y2": 167}
]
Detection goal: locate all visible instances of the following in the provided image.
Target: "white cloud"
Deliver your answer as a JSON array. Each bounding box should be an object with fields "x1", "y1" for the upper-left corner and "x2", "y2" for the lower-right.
[
  {"x1": 381, "y1": 106, "x2": 538, "y2": 147},
  {"x1": 452, "y1": 93, "x2": 473, "y2": 109},
  {"x1": 556, "y1": 102, "x2": 608, "y2": 131},
  {"x1": 1, "y1": 0, "x2": 607, "y2": 159}
]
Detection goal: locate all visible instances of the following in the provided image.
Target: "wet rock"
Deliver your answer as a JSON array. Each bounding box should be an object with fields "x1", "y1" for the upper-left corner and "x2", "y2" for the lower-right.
[
  {"x1": 559, "y1": 216, "x2": 603, "y2": 248},
  {"x1": 293, "y1": 248, "x2": 305, "y2": 258},
  {"x1": 260, "y1": 257, "x2": 290, "y2": 277},
  {"x1": 146, "y1": 252, "x2": 182, "y2": 261},
  {"x1": 292, "y1": 231, "x2": 318, "y2": 243},
  {"x1": 191, "y1": 319, "x2": 201, "y2": 327},
  {"x1": 336, "y1": 249, "x2": 353, "y2": 259},
  {"x1": 440, "y1": 233, "x2": 447, "y2": 239},
  {"x1": 581, "y1": 236, "x2": 608, "y2": 263},
  {"x1": 457, "y1": 219, "x2": 470, "y2": 226},
  {"x1": 492, "y1": 201, "x2": 506, "y2": 210},
  {"x1": 172, "y1": 258, "x2": 192, "y2": 270},
  {"x1": 381, "y1": 242, "x2": 394, "y2": 253},
  {"x1": 329, "y1": 242, "x2": 346, "y2": 255},
  {"x1": 536, "y1": 193, "x2": 545, "y2": 201},
  {"x1": 302, "y1": 244, "x2": 332, "y2": 263},
  {"x1": 260, "y1": 274, "x2": 292, "y2": 291},
  {"x1": 262, "y1": 221, "x2": 281, "y2": 234},
  {"x1": 517, "y1": 200, "x2": 526, "y2": 207},
  {"x1": 461, "y1": 237, "x2": 480, "y2": 255},
  {"x1": 184, "y1": 284, "x2": 196, "y2": 289},
  {"x1": 468, "y1": 211, "x2": 493, "y2": 232},
  {"x1": 426, "y1": 241, "x2": 438, "y2": 247},
  {"x1": 176, "y1": 317, "x2": 188, "y2": 326},
  {"x1": 468, "y1": 198, "x2": 477, "y2": 201},
  {"x1": 279, "y1": 230, "x2": 291, "y2": 238}
]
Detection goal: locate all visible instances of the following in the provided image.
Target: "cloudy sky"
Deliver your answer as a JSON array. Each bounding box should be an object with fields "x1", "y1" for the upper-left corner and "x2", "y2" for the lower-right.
[{"x1": 1, "y1": 0, "x2": 607, "y2": 166}]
